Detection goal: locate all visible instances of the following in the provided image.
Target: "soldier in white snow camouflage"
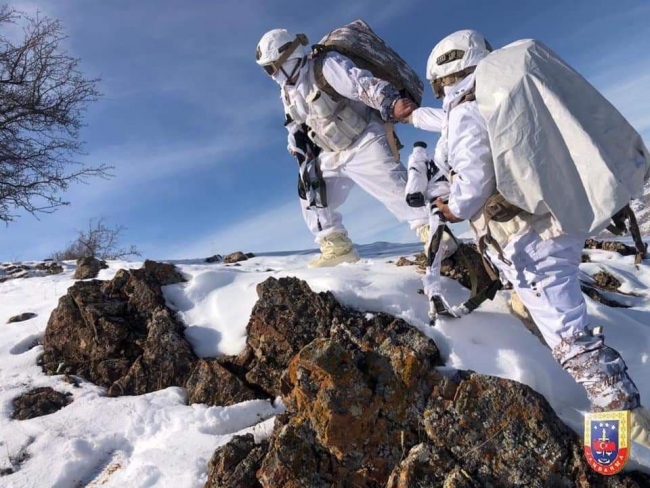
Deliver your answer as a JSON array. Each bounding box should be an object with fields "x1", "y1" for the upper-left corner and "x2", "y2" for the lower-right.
[
  {"x1": 411, "y1": 29, "x2": 650, "y2": 449},
  {"x1": 255, "y1": 27, "x2": 437, "y2": 268}
]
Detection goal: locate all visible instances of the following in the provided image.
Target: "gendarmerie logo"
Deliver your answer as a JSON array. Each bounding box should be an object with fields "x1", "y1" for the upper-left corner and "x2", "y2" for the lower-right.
[{"x1": 584, "y1": 410, "x2": 631, "y2": 475}]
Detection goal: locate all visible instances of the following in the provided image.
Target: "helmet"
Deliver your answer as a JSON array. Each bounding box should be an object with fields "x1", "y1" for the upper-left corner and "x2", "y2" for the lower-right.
[
  {"x1": 255, "y1": 29, "x2": 310, "y2": 77},
  {"x1": 426, "y1": 30, "x2": 492, "y2": 98}
]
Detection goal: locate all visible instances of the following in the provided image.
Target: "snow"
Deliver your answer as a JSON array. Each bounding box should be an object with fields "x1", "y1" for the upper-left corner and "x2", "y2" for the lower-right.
[{"x1": 1, "y1": 241, "x2": 650, "y2": 486}]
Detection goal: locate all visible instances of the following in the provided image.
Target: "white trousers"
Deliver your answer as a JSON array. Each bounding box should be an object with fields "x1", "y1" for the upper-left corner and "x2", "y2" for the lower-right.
[
  {"x1": 489, "y1": 229, "x2": 640, "y2": 411},
  {"x1": 300, "y1": 125, "x2": 428, "y2": 243}
]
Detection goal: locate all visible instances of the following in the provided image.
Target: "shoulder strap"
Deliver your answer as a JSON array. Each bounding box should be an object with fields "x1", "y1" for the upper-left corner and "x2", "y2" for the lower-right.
[{"x1": 312, "y1": 48, "x2": 341, "y2": 100}]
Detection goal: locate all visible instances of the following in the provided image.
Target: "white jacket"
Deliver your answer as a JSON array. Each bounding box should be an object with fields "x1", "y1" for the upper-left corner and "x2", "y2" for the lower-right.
[
  {"x1": 283, "y1": 52, "x2": 400, "y2": 167},
  {"x1": 413, "y1": 73, "x2": 563, "y2": 246}
]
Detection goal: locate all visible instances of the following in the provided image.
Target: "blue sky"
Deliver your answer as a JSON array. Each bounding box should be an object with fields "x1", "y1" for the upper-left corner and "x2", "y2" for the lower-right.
[{"x1": 1, "y1": 0, "x2": 649, "y2": 261}]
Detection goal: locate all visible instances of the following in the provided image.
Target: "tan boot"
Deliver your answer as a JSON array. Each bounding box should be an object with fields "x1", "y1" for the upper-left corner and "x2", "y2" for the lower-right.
[
  {"x1": 416, "y1": 224, "x2": 458, "y2": 260},
  {"x1": 308, "y1": 232, "x2": 360, "y2": 268},
  {"x1": 631, "y1": 406, "x2": 650, "y2": 449},
  {"x1": 510, "y1": 291, "x2": 531, "y2": 322}
]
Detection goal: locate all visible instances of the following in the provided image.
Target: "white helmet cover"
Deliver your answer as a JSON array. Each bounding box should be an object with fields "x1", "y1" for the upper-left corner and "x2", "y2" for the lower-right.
[
  {"x1": 426, "y1": 29, "x2": 492, "y2": 97},
  {"x1": 256, "y1": 29, "x2": 310, "y2": 71}
]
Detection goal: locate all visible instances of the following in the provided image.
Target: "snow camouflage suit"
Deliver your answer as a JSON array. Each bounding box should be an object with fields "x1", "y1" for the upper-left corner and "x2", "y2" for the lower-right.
[
  {"x1": 281, "y1": 51, "x2": 428, "y2": 242},
  {"x1": 410, "y1": 73, "x2": 640, "y2": 412}
]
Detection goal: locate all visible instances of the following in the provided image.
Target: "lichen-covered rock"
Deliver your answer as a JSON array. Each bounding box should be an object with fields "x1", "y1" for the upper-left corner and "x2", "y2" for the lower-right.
[
  {"x1": 12, "y1": 387, "x2": 72, "y2": 420},
  {"x1": 205, "y1": 434, "x2": 268, "y2": 488},
  {"x1": 412, "y1": 371, "x2": 650, "y2": 488},
  {"x1": 214, "y1": 277, "x2": 648, "y2": 487},
  {"x1": 43, "y1": 262, "x2": 181, "y2": 392},
  {"x1": 186, "y1": 359, "x2": 261, "y2": 406},
  {"x1": 7, "y1": 312, "x2": 37, "y2": 324},
  {"x1": 73, "y1": 256, "x2": 108, "y2": 279}
]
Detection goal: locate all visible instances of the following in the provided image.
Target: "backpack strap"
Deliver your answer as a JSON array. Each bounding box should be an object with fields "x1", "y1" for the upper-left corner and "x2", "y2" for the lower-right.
[{"x1": 312, "y1": 48, "x2": 341, "y2": 100}]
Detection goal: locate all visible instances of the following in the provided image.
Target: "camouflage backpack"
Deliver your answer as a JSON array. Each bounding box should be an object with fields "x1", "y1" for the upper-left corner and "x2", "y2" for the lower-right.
[{"x1": 311, "y1": 19, "x2": 424, "y2": 105}]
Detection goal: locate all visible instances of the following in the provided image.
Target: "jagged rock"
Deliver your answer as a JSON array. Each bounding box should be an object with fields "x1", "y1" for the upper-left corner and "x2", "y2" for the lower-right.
[
  {"x1": 186, "y1": 359, "x2": 261, "y2": 406},
  {"x1": 224, "y1": 252, "x2": 250, "y2": 264},
  {"x1": 210, "y1": 277, "x2": 648, "y2": 486},
  {"x1": 205, "y1": 254, "x2": 223, "y2": 263},
  {"x1": 12, "y1": 387, "x2": 72, "y2": 420},
  {"x1": 585, "y1": 238, "x2": 637, "y2": 256},
  {"x1": 73, "y1": 256, "x2": 108, "y2": 279},
  {"x1": 43, "y1": 261, "x2": 193, "y2": 395},
  {"x1": 7, "y1": 312, "x2": 37, "y2": 324},
  {"x1": 238, "y1": 277, "x2": 441, "y2": 399},
  {"x1": 410, "y1": 371, "x2": 650, "y2": 488},
  {"x1": 205, "y1": 434, "x2": 268, "y2": 488}
]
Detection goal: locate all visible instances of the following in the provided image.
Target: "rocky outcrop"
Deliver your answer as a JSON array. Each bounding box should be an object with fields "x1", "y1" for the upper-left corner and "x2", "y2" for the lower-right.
[
  {"x1": 42, "y1": 260, "x2": 262, "y2": 405},
  {"x1": 206, "y1": 277, "x2": 649, "y2": 487},
  {"x1": 0, "y1": 261, "x2": 63, "y2": 283},
  {"x1": 12, "y1": 387, "x2": 72, "y2": 420},
  {"x1": 7, "y1": 312, "x2": 37, "y2": 324},
  {"x1": 39, "y1": 259, "x2": 649, "y2": 485},
  {"x1": 73, "y1": 256, "x2": 108, "y2": 279},
  {"x1": 43, "y1": 260, "x2": 194, "y2": 395},
  {"x1": 205, "y1": 434, "x2": 268, "y2": 488}
]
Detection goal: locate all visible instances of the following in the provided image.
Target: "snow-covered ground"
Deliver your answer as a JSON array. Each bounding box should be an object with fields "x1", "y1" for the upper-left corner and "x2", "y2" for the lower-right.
[{"x1": 1, "y1": 241, "x2": 649, "y2": 486}]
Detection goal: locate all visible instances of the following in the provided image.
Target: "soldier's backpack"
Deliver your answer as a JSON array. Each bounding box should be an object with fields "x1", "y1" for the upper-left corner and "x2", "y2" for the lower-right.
[
  {"x1": 311, "y1": 19, "x2": 424, "y2": 105},
  {"x1": 474, "y1": 40, "x2": 650, "y2": 243}
]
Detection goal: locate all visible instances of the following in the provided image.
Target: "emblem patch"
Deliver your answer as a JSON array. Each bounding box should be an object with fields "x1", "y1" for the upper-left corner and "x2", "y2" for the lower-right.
[{"x1": 584, "y1": 410, "x2": 631, "y2": 475}]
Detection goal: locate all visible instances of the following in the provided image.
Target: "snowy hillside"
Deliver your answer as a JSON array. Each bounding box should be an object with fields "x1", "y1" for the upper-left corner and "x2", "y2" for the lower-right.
[{"x1": 1, "y1": 241, "x2": 650, "y2": 486}]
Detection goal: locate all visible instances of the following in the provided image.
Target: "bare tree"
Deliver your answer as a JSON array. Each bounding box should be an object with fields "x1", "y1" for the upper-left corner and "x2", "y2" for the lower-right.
[
  {"x1": 50, "y1": 218, "x2": 141, "y2": 261},
  {"x1": 0, "y1": 6, "x2": 110, "y2": 224}
]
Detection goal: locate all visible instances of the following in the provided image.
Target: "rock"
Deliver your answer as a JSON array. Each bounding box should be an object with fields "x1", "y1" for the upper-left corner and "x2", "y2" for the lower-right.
[
  {"x1": 0, "y1": 261, "x2": 63, "y2": 283},
  {"x1": 246, "y1": 253, "x2": 256, "y2": 259},
  {"x1": 224, "y1": 252, "x2": 250, "y2": 264},
  {"x1": 11, "y1": 387, "x2": 72, "y2": 420},
  {"x1": 395, "y1": 255, "x2": 422, "y2": 267},
  {"x1": 205, "y1": 434, "x2": 269, "y2": 488},
  {"x1": 584, "y1": 238, "x2": 637, "y2": 256},
  {"x1": 239, "y1": 277, "x2": 343, "y2": 395},
  {"x1": 592, "y1": 271, "x2": 622, "y2": 292},
  {"x1": 210, "y1": 277, "x2": 648, "y2": 486},
  {"x1": 7, "y1": 312, "x2": 37, "y2": 324},
  {"x1": 411, "y1": 371, "x2": 650, "y2": 488},
  {"x1": 186, "y1": 359, "x2": 261, "y2": 406},
  {"x1": 73, "y1": 256, "x2": 108, "y2": 279},
  {"x1": 44, "y1": 262, "x2": 183, "y2": 393},
  {"x1": 205, "y1": 254, "x2": 222, "y2": 263},
  {"x1": 35, "y1": 261, "x2": 64, "y2": 275}
]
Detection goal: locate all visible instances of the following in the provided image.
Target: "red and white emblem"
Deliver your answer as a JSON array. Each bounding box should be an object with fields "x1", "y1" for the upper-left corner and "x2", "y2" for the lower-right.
[{"x1": 584, "y1": 410, "x2": 631, "y2": 475}]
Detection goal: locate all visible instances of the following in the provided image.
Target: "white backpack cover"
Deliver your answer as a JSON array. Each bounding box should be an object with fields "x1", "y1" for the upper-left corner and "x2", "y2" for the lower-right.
[{"x1": 475, "y1": 39, "x2": 650, "y2": 234}]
